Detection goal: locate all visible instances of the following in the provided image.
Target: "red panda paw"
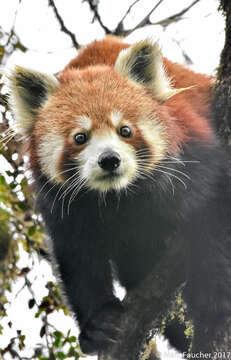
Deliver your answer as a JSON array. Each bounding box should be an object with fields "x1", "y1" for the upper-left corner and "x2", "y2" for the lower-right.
[{"x1": 79, "y1": 299, "x2": 123, "y2": 355}]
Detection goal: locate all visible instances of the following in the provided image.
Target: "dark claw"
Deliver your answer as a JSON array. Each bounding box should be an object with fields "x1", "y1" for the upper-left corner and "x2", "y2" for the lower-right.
[
  {"x1": 79, "y1": 299, "x2": 124, "y2": 355},
  {"x1": 79, "y1": 325, "x2": 119, "y2": 355}
]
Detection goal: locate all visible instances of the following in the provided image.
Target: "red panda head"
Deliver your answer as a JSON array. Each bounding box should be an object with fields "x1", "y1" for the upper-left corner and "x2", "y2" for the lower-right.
[{"x1": 8, "y1": 40, "x2": 192, "y2": 193}]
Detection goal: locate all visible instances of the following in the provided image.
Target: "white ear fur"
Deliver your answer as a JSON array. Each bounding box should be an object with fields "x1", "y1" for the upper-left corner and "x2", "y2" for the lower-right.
[
  {"x1": 115, "y1": 39, "x2": 189, "y2": 102},
  {"x1": 8, "y1": 66, "x2": 59, "y2": 135}
]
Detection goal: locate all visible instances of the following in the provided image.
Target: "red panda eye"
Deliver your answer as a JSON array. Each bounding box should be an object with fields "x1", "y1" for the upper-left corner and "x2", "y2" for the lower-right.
[
  {"x1": 74, "y1": 133, "x2": 88, "y2": 145},
  {"x1": 119, "y1": 126, "x2": 132, "y2": 138}
]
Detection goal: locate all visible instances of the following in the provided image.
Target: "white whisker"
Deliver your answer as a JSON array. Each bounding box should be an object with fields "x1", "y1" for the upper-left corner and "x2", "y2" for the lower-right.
[
  {"x1": 67, "y1": 178, "x2": 87, "y2": 216},
  {"x1": 137, "y1": 162, "x2": 187, "y2": 195},
  {"x1": 38, "y1": 166, "x2": 80, "y2": 198},
  {"x1": 50, "y1": 171, "x2": 81, "y2": 214},
  {"x1": 156, "y1": 165, "x2": 191, "y2": 180},
  {"x1": 59, "y1": 172, "x2": 83, "y2": 201},
  {"x1": 155, "y1": 168, "x2": 187, "y2": 189}
]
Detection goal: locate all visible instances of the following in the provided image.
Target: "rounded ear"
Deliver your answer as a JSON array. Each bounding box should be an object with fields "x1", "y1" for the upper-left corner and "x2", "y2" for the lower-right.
[
  {"x1": 8, "y1": 66, "x2": 59, "y2": 135},
  {"x1": 114, "y1": 39, "x2": 189, "y2": 102}
]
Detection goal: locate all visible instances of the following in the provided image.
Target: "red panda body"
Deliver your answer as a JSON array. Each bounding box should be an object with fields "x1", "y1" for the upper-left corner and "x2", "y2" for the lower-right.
[{"x1": 9, "y1": 37, "x2": 231, "y2": 356}]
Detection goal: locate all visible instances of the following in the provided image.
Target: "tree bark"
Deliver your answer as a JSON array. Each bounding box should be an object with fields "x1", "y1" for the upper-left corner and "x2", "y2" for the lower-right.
[
  {"x1": 212, "y1": 1, "x2": 231, "y2": 144},
  {"x1": 209, "y1": 3, "x2": 231, "y2": 347},
  {"x1": 98, "y1": 238, "x2": 187, "y2": 360}
]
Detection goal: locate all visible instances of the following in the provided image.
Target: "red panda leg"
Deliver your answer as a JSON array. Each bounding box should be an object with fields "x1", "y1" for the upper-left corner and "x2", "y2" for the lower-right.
[{"x1": 54, "y1": 243, "x2": 124, "y2": 355}]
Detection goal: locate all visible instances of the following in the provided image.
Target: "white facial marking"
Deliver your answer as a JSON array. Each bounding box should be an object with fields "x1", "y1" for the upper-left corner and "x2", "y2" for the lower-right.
[
  {"x1": 38, "y1": 133, "x2": 64, "y2": 183},
  {"x1": 76, "y1": 115, "x2": 92, "y2": 131},
  {"x1": 137, "y1": 116, "x2": 167, "y2": 163},
  {"x1": 77, "y1": 130, "x2": 137, "y2": 192},
  {"x1": 110, "y1": 110, "x2": 123, "y2": 127}
]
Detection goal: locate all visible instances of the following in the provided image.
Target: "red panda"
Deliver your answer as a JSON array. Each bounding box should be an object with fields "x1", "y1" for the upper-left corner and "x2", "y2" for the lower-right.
[{"x1": 8, "y1": 36, "x2": 231, "y2": 355}]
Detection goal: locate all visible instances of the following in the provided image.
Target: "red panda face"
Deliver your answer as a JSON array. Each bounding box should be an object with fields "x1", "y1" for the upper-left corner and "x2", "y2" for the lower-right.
[
  {"x1": 8, "y1": 39, "x2": 191, "y2": 194},
  {"x1": 34, "y1": 67, "x2": 168, "y2": 192}
]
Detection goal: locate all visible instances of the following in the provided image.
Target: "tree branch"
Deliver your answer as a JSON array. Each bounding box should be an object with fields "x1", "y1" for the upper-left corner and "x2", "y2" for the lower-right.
[
  {"x1": 78, "y1": 0, "x2": 202, "y2": 39},
  {"x1": 124, "y1": 0, "x2": 165, "y2": 36},
  {"x1": 84, "y1": 0, "x2": 111, "y2": 34},
  {"x1": 98, "y1": 237, "x2": 187, "y2": 360},
  {"x1": 172, "y1": 38, "x2": 193, "y2": 65},
  {"x1": 117, "y1": 0, "x2": 201, "y2": 36},
  {"x1": 152, "y1": 0, "x2": 201, "y2": 27},
  {"x1": 114, "y1": 0, "x2": 142, "y2": 35},
  {"x1": 212, "y1": 0, "x2": 231, "y2": 143},
  {"x1": 48, "y1": 0, "x2": 80, "y2": 49}
]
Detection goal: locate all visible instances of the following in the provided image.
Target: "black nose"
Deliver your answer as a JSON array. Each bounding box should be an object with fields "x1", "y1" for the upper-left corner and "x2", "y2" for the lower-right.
[{"x1": 98, "y1": 151, "x2": 121, "y2": 172}]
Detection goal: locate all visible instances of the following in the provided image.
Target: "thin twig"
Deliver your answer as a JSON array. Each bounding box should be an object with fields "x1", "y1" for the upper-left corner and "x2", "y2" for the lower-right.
[
  {"x1": 122, "y1": 0, "x2": 201, "y2": 36},
  {"x1": 120, "y1": 0, "x2": 142, "y2": 24},
  {"x1": 173, "y1": 38, "x2": 193, "y2": 65},
  {"x1": 48, "y1": 0, "x2": 80, "y2": 49},
  {"x1": 152, "y1": 0, "x2": 201, "y2": 27},
  {"x1": 12, "y1": 0, "x2": 22, "y2": 30},
  {"x1": 126, "y1": 0, "x2": 165, "y2": 35},
  {"x1": 0, "y1": 0, "x2": 27, "y2": 64},
  {"x1": 85, "y1": 0, "x2": 111, "y2": 34},
  {"x1": 114, "y1": 0, "x2": 142, "y2": 35},
  {"x1": 11, "y1": 1, "x2": 27, "y2": 53}
]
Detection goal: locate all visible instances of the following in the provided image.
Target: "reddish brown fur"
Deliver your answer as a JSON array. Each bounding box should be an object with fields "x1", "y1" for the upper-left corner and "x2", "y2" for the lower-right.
[
  {"x1": 62, "y1": 37, "x2": 213, "y2": 120},
  {"x1": 63, "y1": 36, "x2": 127, "y2": 71},
  {"x1": 30, "y1": 37, "x2": 214, "y2": 175},
  {"x1": 60, "y1": 37, "x2": 214, "y2": 140}
]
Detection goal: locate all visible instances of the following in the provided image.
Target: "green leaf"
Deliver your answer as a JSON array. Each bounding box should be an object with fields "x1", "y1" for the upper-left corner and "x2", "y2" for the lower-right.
[
  {"x1": 6, "y1": 170, "x2": 14, "y2": 177},
  {"x1": 17, "y1": 202, "x2": 27, "y2": 211},
  {"x1": 0, "y1": 46, "x2": 5, "y2": 55},
  {"x1": 0, "y1": 175, "x2": 6, "y2": 185},
  {"x1": 10, "y1": 182, "x2": 18, "y2": 190},
  {"x1": 40, "y1": 325, "x2": 46, "y2": 338},
  {"x1": 56, "y1": 352, "x2": 66, "y2": 359},
  {"x1": 28, "y1": 298, "x2": 35, "y2": 309},
  {"x1": 28, "y1": 225, "x2": 36, "y2": 236},
  {"x1": 54, "y1": 330, "x2": 63, "y2": 338},
  {"x1": 68, "y1": 336, "x2": 77, "y2": 343},
  {"x1": 20, "y1": 334, "x2": 26, "y2": 341},
  {"x1": 35, "y1": 311, "x2": 40, "y2": 318},
  {"x1": 20, "y1": 177, "x2": 28, "y2": 187},
  {"x1": 67, "y1": 347, "x2": 79, "y2": 357},
  {"x1": 0, "y1": 207, "x2": 10, "y2": 221}
]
